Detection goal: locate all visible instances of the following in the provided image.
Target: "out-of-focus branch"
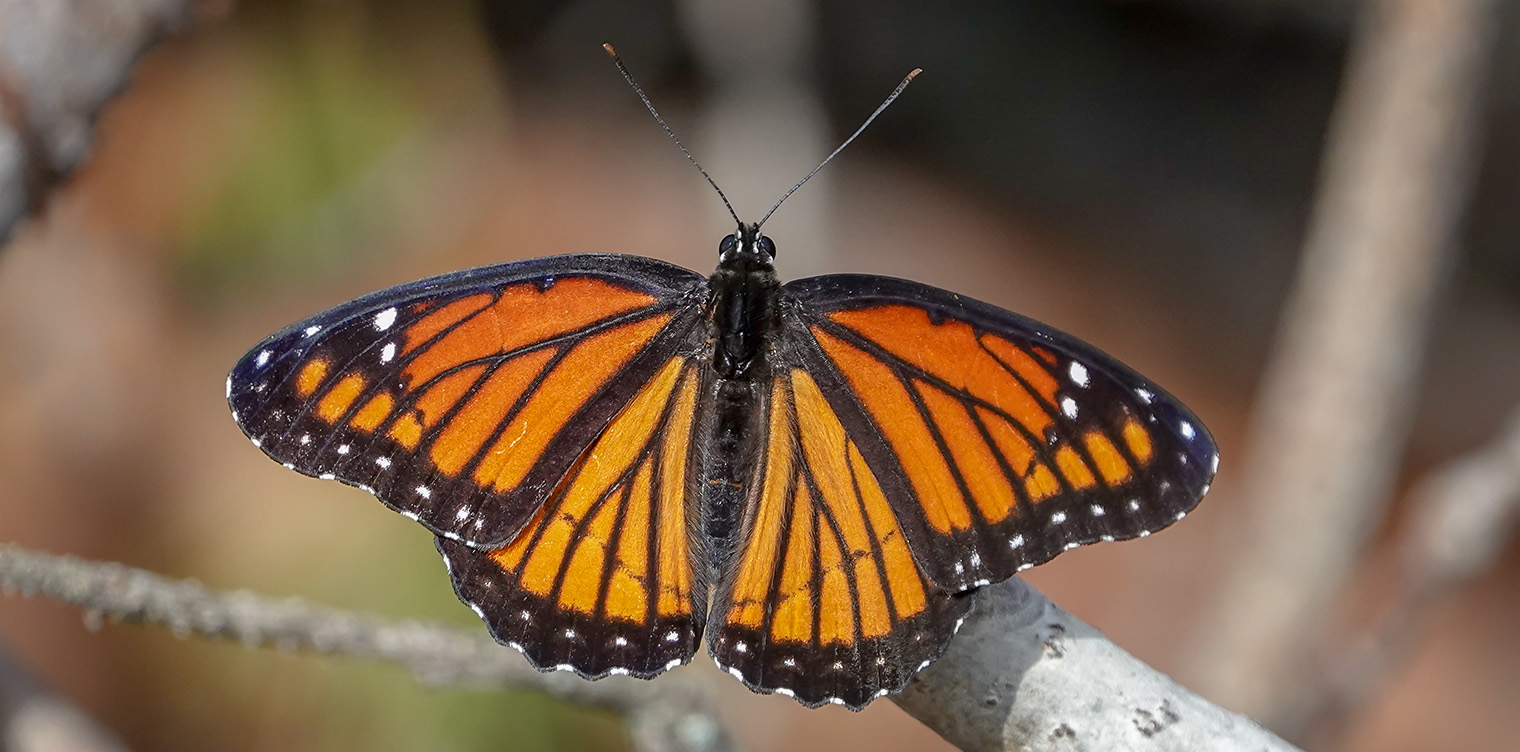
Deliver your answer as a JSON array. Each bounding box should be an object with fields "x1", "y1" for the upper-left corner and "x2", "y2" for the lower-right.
[
  {"x1": 0, "y1": 545, "x2": 733, "y2": 752},
  {"x1": 1186, "y1": 0, "x2": 1500, "y2": 721},
  {"x1": 0, "y1": 643, "x2": 126, "y2": 752},
  {"x1": 893, "y1": 579, "x2": 1297, "y2": 752},
  {"x1": 0, "y1": 0, "x2": 193, "y2": 242},
  {"x1": 1285, "y1": 404, "x2": 1520, "y2": 745},
  {"x1": 0, "y1": 544, "x2": 1295, "y2": 752}
]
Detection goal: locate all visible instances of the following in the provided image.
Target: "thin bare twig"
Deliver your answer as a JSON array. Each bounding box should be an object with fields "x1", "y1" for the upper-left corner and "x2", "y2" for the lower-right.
[
  {"x1": 2, "y1": 543, "x2": 1292, "y2": 752},
  {"x1": 1286, "y1": 404, "x2": 1520, "y2": 744},
  {"x1": 1187, "y1": 0, "x2": 1500, "y2": 721},
  {"x1": 0, "y1": 544, "x2": 733, "y2": 752}
]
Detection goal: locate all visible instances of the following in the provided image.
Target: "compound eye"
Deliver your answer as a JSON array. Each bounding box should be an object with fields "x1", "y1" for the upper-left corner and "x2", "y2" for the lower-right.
[
  {"x1": 719, "y1": 235, "x2": 737, "y2": 255},
  {"x1": 758, "y1": 237, "x2": 776, "y2": 257}
]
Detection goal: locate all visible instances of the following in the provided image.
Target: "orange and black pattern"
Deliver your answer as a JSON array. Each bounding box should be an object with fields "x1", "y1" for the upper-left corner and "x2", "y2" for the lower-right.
[
  {"x1": 228, "y1": 255, "x2": 706, "y2": 548},
  {"x1": 229, "y1": 251, "x2": 1216, "y2": 711},
  {"x1": 438, "y1": 357, "x2": 707, "y2": 678},
  {"x1": 782, "y1": 275, "x2": 1218, "y2": 594},
  {"x1": 706, "y1": 362, "x2": 974, "y2": 708}
]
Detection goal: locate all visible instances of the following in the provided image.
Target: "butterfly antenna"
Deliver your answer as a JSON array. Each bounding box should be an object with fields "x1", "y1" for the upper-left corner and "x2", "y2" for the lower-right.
[
  {"x1": 604, "y1": 44, "x2": 742, "y2": 227},
  {"x1": 756, "y1": 68, "x2": 922, "y2": 230}
]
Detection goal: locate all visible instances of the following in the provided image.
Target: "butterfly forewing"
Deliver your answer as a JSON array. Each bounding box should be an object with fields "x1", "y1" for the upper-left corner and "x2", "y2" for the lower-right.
[
  {"x1": 706, "y1": 344, "x2": 975, "y2": 709},
  {"x1": 438, "y1": 354, "x2": 709, "y2": 678},
  {"x1": 782, "y1": 274, "x2": 1218, "y2": 592},
  {"x1": 227, "y1": 254, "x2": 707, "y2": 548}
]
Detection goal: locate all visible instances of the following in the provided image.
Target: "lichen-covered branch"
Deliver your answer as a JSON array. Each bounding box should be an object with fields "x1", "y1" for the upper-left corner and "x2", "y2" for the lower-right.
[
  {"x1": 0, "y1": 544, "x2": 733, "y2": 752},
  {"x1": 894, "y1": 578, "x2": 1298, "y2": 752}
]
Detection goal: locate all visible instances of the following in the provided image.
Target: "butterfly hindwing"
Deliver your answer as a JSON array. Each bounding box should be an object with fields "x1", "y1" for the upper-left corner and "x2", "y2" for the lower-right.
[
  {"x1": 706, "y1": 344, "x2": 975, "y2": 709},
  {"x1": 782, "y1": 274, "x2": 1218, "y2": 592},
  {"x1": 438, "y1": 354, "x2": 708, "y2": 678},
  {"x1": 228, "y1": 254, "x2": 707, "y2": 548}
]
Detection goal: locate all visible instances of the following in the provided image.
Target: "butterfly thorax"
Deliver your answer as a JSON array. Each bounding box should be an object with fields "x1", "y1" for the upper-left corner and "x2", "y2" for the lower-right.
[
  {"x1": 700, "y1": 224, "x2": 781, "y2": 573},
  {"x1": 707, "y1": 224, "x2": 780, "y2": 380}
]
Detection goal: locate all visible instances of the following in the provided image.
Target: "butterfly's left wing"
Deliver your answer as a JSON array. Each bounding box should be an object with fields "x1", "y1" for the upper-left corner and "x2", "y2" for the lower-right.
[{"x1": 777, "y1": 274, "x2": 1219, "y2": 593}]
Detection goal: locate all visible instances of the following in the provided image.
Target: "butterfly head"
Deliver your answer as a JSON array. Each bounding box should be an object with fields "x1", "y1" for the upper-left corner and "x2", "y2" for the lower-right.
[{"x1": 719, "y1": 223, "x2": 776, "y2": 266}]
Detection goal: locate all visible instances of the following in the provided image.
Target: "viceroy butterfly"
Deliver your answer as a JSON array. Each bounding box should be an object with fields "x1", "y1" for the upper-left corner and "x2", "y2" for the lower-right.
[{"x1": 226, "y1": 52, "x2": 1216, "y2": 710}]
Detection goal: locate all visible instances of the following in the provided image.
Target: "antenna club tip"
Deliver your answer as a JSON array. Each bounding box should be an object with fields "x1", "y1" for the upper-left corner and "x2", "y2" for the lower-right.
[
  {"x1": 908, "y1": 68, "x2": 923, "y2": 79},
  {"x1": 603, "y1": 43, "x2": 618, "y2": 57}
]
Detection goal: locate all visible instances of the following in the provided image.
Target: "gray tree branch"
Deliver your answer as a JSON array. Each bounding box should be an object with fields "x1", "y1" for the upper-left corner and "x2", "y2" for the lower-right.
[
  {"x1": 896, "y1": 579, "x2": 1296, "y2": 752},
  {"x1": 1186, "y1": 0, "x2": 1501, "y2": 722},
  {"x1": 1, "y1": 543, "x2": 1293, "y2": 752},
  {"x1": 0, "y1": 0, "x2": 193, "y2": 242}
]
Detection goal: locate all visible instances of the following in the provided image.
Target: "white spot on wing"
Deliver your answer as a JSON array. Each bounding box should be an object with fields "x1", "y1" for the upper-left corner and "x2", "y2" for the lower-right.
[
  {"x1": 735, "y1": 641, "x2": 747, "y2": 653},
  {"x1": 402, "y1": 511, "x2": 420, "y2": 521},
  {"x1": 1090, "y1": 504, "x2": 1105, "y2": 517},
  {"x1": 614, "y1": 636, "x2": 628, "y2": 647},
  {"x1": 1128, "y1": 499, "x2": 1141, "y2": 512},
  {"x1": 1010, "y1": 535, "x2": 1025, "y2": 549},
  {"x1": 256, "y1": 350, "x2": 272, "y2": 367},
  {"x1": 1211, "y1": 454, "x2": 1220, "y2": 473},
  {"x1": 1068, "y1": 362, "x2": 1089, "y2": 387},
  {"x1": 1051, "y1": 511, "x2": 1067, "y2": 524},
  {"x1": 1061, "y1": 397, "x2": 1079, "y2": 419},
  {"x1": 1063, "y1": 542, "x2": 1080, "y2": 550},
  {"x1": 303, "y1": 325, "x2": 321, "y2": 337},
  {"x1": 608, "y1": 668, "x2": 630, "y2": 676},
  {"x1": 380, "y1": 342, "x2": 396, "y2": 363},
  {"x1": 665, "y1": 630, "x2": 680, "y2": 643},
  {"x1": 776, "y1": 687, "x2": 795, "y2": 698},
  {"x1": 373, "y1": 307, "x2": 398, "y2": 331},
  {"x1": 455, "y1": 506, "x2": 469, "y2": 521},
  {"x1": 375, "y1": 457, "x2": 392, "y2": 469},
  {"x1": 664, "y1": 658, "x2": 683, "y2": 671},
  {"x1": 337, "y1": 444, "x2": 350, "y2": 454},
  {"x1": 1135, "y1": 387, "x2": 1154, "y2": 404},
  {"x1": 416, "y1": 485, "x2": 432, "y2": 499},
  {"x1": 318, "y1": 473, "x2": 335, "y2": 481},
  {"x1": 783, "y1": 658, "x2": 796, "y2": 667},
  {"x1": 563, "y1": 629, "x2": 576, "y2": 639},
  {"x1": 1180, "y1": 420, "x2": 1196, "y2": 439}
]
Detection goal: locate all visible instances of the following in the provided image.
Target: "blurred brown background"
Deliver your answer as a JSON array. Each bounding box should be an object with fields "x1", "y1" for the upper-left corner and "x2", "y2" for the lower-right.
[{"x1": 2, "y1": 0, "x2": 1518, "y2": 749}]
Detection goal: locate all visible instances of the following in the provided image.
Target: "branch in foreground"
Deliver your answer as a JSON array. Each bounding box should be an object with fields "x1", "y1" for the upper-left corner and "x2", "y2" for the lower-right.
[
  {"x1": 895, "y1": 579, "x2": 1298, "y2": 752},
  {"x1": 1, "y1": 543, "x2": 1295, "y2": 751},
  {"x1": 0, "y1": 545, "x2": 732, "y2": 752}
]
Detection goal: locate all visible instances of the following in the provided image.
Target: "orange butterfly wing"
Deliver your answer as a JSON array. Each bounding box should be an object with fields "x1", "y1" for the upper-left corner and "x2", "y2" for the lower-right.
[
  {"x1": 438, "y1": 356, "x2": 708, "y2": 678},
  {"x1": 783, "y1": 275, "x2": 1218, "y2": 592},
  {"x1": 227, "y1": 255, "x2": 706, "y2": 548},
  {"x1": 706, "y1": 351, "x2": 973, "y2": 709}
]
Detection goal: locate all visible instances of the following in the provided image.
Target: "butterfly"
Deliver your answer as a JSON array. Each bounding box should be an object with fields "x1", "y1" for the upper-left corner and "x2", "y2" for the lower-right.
[{"x1": 226, "y1": 55, "x2": 1217, "y2": 710}]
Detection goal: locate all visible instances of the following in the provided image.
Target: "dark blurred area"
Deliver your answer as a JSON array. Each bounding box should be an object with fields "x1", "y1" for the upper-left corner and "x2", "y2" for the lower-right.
[{"x1": 2, "y1": 0, "x2": 1517, "y2": 749}]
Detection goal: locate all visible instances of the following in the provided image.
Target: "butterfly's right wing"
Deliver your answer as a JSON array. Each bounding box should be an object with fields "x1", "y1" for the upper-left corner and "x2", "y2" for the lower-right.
[
  {"x1": 438, "y1": 351, "x2": 710, "y2": 679},
  {"x1": 228, "y1": 254, "x2": 707, "y2": 548}
]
